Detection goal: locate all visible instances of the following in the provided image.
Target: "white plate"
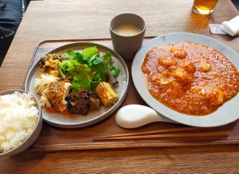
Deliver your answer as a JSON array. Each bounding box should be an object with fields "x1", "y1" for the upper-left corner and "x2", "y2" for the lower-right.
[
  {"x1": 132, "y1": 32, "x2": 239, "y2": 127},
  {"x1": 25, "y1": 42, "x2": 129, "y2": 128}
]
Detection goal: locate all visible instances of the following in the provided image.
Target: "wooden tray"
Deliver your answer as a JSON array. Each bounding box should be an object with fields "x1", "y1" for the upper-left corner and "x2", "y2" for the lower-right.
[{"x1": 28, "y1": 38, "x2": 239, "y2": 152}]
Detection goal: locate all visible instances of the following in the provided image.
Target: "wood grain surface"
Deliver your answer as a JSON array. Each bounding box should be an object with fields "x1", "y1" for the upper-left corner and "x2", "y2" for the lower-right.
[{"x1": 1, "y1": 0, "x2": 239, "y2": 173}]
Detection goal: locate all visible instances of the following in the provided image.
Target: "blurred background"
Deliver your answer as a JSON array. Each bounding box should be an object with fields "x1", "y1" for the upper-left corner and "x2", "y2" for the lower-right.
[
  {"x1": 232, "y1": 0, "x2": 239, "y2": 11},
  {"x1": 0, "y1": 0, "x2": 30, "y2": 66}
]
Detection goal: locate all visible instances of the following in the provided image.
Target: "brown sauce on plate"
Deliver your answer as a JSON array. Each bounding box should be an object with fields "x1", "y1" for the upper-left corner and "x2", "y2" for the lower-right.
[
  {"x1": 45, "y1": 107, "x2": 78, "y2": 118},
  {"x1": 142, "y1": 41, "x2": 239, "y2": 115}
]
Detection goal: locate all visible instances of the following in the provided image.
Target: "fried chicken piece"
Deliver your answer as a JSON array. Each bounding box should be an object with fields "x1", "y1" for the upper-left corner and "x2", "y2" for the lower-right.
[{"x1": 40, "y1": 81, "x2": 71, "y2": 111}]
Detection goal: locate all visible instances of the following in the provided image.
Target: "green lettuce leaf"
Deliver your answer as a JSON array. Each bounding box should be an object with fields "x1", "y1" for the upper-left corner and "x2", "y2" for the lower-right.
[{"x1": 58, "y1": 46, "x2": 120, "y2": 91}]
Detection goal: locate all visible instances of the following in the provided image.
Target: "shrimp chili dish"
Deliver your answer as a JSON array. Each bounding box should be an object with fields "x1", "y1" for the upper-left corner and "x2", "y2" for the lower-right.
[
  {"x1": 34, "y1": 46, "x2": 120, "y2": 116},
  {"x1": 142, "y1": 41, "x2": 239, "y2": 115}
]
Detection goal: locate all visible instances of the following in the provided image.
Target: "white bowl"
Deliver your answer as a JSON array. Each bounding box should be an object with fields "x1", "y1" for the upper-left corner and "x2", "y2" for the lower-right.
[{"x1": 0, "y1": 89, "x2": 42, "y2": 156}]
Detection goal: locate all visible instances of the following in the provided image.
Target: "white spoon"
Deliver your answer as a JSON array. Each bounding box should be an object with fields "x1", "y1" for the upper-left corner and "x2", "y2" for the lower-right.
[{"x1": 115, "y1": 104, "x2": 178, "y2": 129}]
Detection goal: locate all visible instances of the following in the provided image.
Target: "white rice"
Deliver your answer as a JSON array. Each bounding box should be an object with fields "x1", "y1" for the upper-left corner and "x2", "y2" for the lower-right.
[{"x1": 0, "y1": 91, "x2": 39, "y2": 153}]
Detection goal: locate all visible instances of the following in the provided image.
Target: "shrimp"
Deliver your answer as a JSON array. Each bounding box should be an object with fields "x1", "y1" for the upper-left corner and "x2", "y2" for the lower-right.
[
  {"x1": 194, "y1": 58, "x2": 211, "y2": 72},
  {"x1": 170, "y1": 48, "x2": 187, "y2": 59},
  {"x1": 158, "y1": 56, "x2": 177, "y2": 67},
  {"x1": 191, "y1": 86, "x2": 224, "y2": 106},
  {"x1": 180, "y1": 60, "x2": 196, "y2": 73}
]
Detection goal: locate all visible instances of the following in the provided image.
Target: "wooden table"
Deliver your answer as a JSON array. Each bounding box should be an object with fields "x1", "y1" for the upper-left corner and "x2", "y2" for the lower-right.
[{"x1": 1, "y1": 0, "x2": 239, "y2": 173}]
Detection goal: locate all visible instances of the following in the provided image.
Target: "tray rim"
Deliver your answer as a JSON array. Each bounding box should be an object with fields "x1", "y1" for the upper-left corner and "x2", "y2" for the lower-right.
[{"x1": 24, "y1": 37, "x2": 239, "y2": 152}]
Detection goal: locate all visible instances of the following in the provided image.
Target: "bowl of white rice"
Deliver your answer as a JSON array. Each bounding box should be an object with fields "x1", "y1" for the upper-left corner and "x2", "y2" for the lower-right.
[{"x1": 0, "y1": 89, "x2": 42, "y2": 156}]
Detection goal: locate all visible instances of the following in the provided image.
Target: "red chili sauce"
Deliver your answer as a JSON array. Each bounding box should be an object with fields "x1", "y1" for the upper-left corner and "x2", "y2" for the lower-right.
[{"x1": 142, "y1": 41, "x2": 239, "y2": 115}]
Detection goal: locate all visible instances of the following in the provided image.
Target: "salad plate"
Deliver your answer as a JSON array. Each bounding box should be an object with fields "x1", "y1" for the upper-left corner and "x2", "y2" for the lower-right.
[
  {"x1": 25, "y1": 42, "x2": 129, "y2": 128},
  {"x1": 132, "y1": 32, "x2": 239, "y2": 127}
]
